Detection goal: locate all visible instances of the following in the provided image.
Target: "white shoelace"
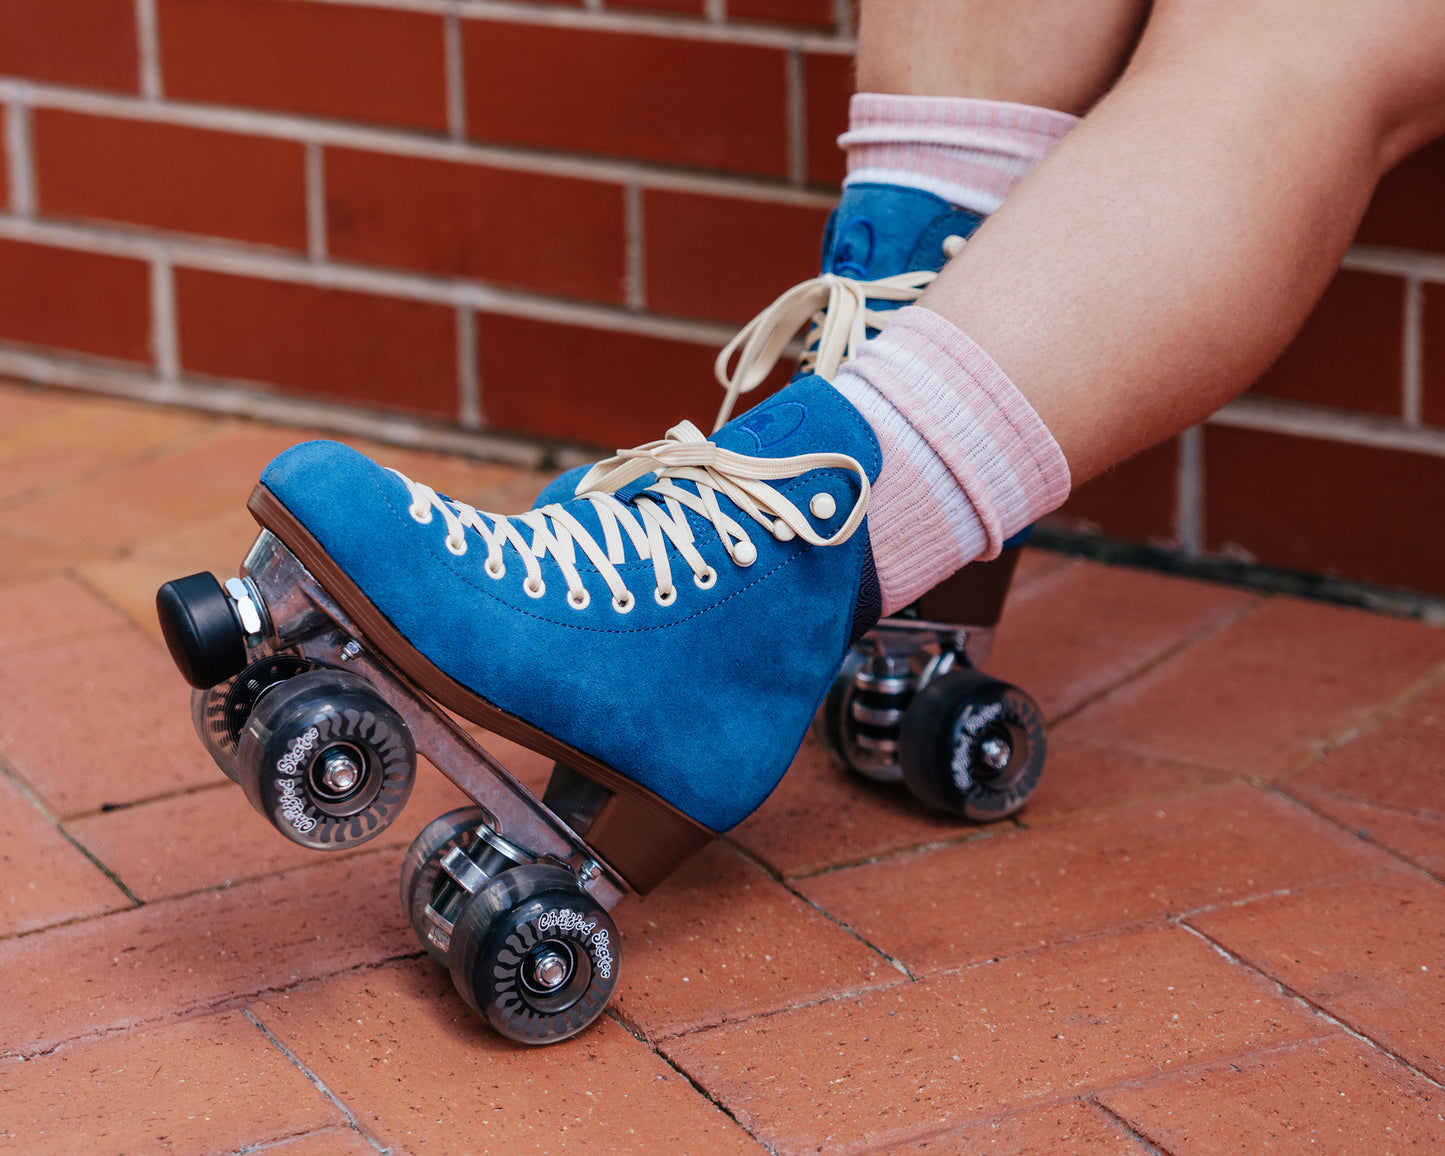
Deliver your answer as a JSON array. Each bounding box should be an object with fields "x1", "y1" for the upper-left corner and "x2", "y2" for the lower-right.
[
  {"x1": 394, "y1": 420, "x2": 870, "y2": 615},
  {"x1": 712, "y1": 234, "x2": 967, "y2": 429}
]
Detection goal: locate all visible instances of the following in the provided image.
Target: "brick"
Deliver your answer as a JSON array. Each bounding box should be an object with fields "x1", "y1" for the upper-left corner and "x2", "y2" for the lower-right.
[
  {"x1": 1203, "y1": 426, "x2": 1445, "y2": 596},
  {"x1": 987, "y1": 556, "x2": 1259, "y2": 722},
  {"x1": 157, "y1": 0, "x2": 447, "y2": 130},
  {"x1": 325, "y1": 148, "x2": 627, "y2": 303},
  {"x1": 1062, "y1": 596, "x2": 1445, "y2": 776},
  {"x1": 882, "y1": 1100, "x2": 1144, "y2": 1155},
  {"x1": 176, "y1": 270, "x2": 459, "y2": 417},
  {"x1": 0, "y1": 238, "x2": 150, "y2": 363},
  {"x1": 1105, "y1": 1032, "x2": 1444, "y2": 1154},
  {"x1": 0, "y1": 533, "x2": 107, "y2": 586},
  {"x1": 0, "y1": 0, "x2": 138, "y2": 91},
  {"x1": 610, "y1": 842, "x2": 898, "y2": 1040},
  {"x1": 0, "y1": 426, "x2": 299, "y2": 554},
  {"x1": 477, "y1": 314, "x2": 725, "y2": 447},
  {"x1": 1019, "y1": 738, "x2": 1235, "y2": 826},
  {"x1": 250, "y1": 960, "x2": 765, "y2": 1154},
  {"x1": 66, "y1": 764, "x2": 469, "y2": 903},
  {"x1": 1250, "y1": 270, "x2": 1405, "y2": 416},
  {"x1": 0, "y1": 773, "x2": 128, "y2": 937},
  {"x1": 0, "y1": 629, "x2": 226, "y2": 815},
  {"x1": 805, "y1": 52, "x2": 853, "y2": 187},
  {"x1": 0, "y1": 851, "x2": 412, "y2": 1059},
  {"x1": 1357, "y1": 138, "x2": 1445, "y2": 254},
  {"x1": 610, "y1": 0, "x2": 704, "y2": 11},
  {"x1": 644, "y1": 190, "x2": 832, "y2": 322},
  {"x1": 797, "y1": 786, "x2": 1389, "y2": 975},
  {"x1": 463, "y1": 21, "x2": 790, "y2": 176},
  {"x1": 1284, "y1": 673, "x2": 1445, "y2": 818},
  {"x1": 1297, "y1": 796, "x2": 1445, "y2": 877},
  {"x1": 256, "y1": 1133, "x2": 379, "y2": 1156},
  {"x1": 662, "y1": 925, "x2": 1319, "y2": 1155},
  {"x1": 729, "y1": 0, "x2": 836, "y2": 27},
  {"x1": 0, "y1": 391, "x2": 212, "y2": 506},
  {"x1": 0, "y1": 1011, "x2": 347, "y2": 1154},
  {"x1": 1189, "y1": 872, "x2": 1445, "y2": 1083},
  {"x1": 0, "y1": 575, "x2": 128, "y2": 655},
  {"x1": 0, "y1": 114, "x2": 7, "y2": 211},
  {"x1": 1047, "y1": 437, "x2": 1179, "y2": 543},
  {"x1": 1419, "y1": 282, "x2": 1445, "y2": 427},
  {"x1": 34, "y1": 110, "x2": 307, "y2": 249},
  {"x1": 733, "y1": 734, "x2": 992, "y2": 878}
]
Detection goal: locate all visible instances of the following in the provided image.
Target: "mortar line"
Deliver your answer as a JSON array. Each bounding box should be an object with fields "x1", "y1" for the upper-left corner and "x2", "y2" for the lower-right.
[
  {"x1": 244, "y1": 1009, "x2": 394, "y2": 1153},
  {"x1": 4, "y1": 93, "x2": 34, "y2": 217},
  {"x1": 133, "y1": 0, "x2": 164, "y2": 99},
  {"x1": 305, "y1": 141, "x2": 328, "y2": 261},
  {"x1": 443, "y1": 7, "x2": 468, "y2": 141},
  {"x1": 785, "y1": 47, "x2": 806, "y2": 186},
  {"x1": 1403, "y1": 274, "x2": 1423, "y2": 426}
]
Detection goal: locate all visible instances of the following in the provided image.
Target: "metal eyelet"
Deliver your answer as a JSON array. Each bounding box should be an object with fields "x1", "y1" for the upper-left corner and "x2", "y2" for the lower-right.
[
  {"x1": 409, "y1": 505, "x2": 432, "y2": 524},
  {"x1": 611, "y1": 592, "x2": 635, "y2": 614},
  {"x1": 445, "y1": 533, "x2": 467, "y2": 556},
  {"x1": 809, "y1": 492, "x2": 837, "y2": 520},
  {"x1": 694, "y1": 567, "x2": 717, "y2": 589},
  {"x1": 524, "y1": 576, "x2": 546, "y2": 599},
  {"x1": 773, "y1": 520, "x2": 795, "y2": 542},
  {"x1": 654, "y1": 586, "x2": 677, "y2": 607},
  {"x1": 567, "y1": 587, "x2": 591, "y2": 610},
  {"x1": 732, "y1": 541, "x2": 758, "y2": 567},
  {"x1": 484, "y1": 558, "x2": 505, "y2": 579}
]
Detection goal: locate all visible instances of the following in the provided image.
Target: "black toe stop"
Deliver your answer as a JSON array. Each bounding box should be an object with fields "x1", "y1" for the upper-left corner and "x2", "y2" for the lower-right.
[{"x1": 156, "y1": 572, "x2": 247, "y2": 689}]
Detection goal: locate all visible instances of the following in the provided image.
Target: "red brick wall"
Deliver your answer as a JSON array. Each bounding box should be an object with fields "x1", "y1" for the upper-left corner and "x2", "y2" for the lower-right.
[{"x1": 2, "y1": 0, "x2": 1443, "y2": 598}]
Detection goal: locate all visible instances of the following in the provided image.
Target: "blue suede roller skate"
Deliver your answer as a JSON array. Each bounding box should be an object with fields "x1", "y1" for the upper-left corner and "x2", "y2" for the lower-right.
[
  {"x1": 541, "y1": 182, "x2": 1047, "y2": 823},
  {"x1": 155, "y1": 374, "x2": 880, "y2": 1045}
]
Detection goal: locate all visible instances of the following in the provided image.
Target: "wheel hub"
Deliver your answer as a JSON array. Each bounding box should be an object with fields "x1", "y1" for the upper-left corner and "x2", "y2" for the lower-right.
[
  {"x1": 979, "y1": 734, "x2": 1012, "y2": 770},
  {"x1": 527, "y1": 946, "x2": 572, "y2": 991},
  {"x1": 319, "y1": 748, "x2": 363, "y2": 794}
]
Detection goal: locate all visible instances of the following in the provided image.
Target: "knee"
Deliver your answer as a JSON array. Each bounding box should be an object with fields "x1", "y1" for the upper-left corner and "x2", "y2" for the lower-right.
[{"x1": 1136, "y1": 0, "x2": 1445, "y2": 168}]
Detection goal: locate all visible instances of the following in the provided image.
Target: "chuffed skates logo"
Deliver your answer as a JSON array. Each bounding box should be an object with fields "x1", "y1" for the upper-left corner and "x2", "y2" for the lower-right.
[{"x1": 274, "y1": 726, "x2": 320, "y2": 833}]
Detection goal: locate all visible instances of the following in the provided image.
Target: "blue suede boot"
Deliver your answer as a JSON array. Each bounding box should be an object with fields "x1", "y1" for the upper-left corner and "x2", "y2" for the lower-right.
[{"x1": 252, "y1": 375, "x2": 882, "y2": 857}]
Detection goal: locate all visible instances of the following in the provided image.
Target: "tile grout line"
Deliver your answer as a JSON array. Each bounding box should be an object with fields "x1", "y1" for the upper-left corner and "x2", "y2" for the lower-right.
[
  {"x1": 1086, "y1": 1099, "x2": 1174, "y2": 1156},
  {"x1": 243, "y1": 1008, "x2": 395, "y2": 1154},
  {"x1": 1175, "y1": 919, "x2": 1445, "y2": 1093}
]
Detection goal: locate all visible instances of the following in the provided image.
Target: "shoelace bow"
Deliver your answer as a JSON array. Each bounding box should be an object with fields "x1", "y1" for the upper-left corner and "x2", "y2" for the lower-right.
[
  {"x1": 394, "y1": 421, "x2": 870, "y2": 615},
  {"x1": 712, "y1": 233, "x2": 967, "y2": 429}
]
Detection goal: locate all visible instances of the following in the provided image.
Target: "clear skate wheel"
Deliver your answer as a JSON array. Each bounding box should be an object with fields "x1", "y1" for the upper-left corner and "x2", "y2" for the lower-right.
[
  {"x1": 190, "y1": 653, "x2": 313, "y2": 782},
  {"x1": 399, "y1": 807, "x2": 489, "y2": 966},
  {"x1": 449, "y1": 863, "x2": 619, "y2": 1046},
  {"x1": 236, "y1": 668, "x2": 415, "y2": 851},
  {"x1": 898, "y1": 668, "x2": 1046, "y2": 821}
]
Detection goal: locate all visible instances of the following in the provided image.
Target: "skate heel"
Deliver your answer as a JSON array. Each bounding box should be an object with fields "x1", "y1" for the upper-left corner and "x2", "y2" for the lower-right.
[{"x1": 544, "y1": 763, "x2": 714, "y2": 895}]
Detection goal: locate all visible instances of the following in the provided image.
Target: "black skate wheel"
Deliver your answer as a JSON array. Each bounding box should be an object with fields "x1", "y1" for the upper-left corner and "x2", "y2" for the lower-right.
[
  {"x1": 400, "y1": 806, "x2": 488, "y2": 966},
  {"x1": 236, "y1": 668, "x2": 416, "y2": 851},
  {"x1": 449, "y1": 863, "x2": 619, "y2": 1046},
  {"x1": 898, "y1": 668, "x2": 1046, "y2": 821},
  {"x1": 157, "y1": 572, "x2": 248, "y2": 689}
]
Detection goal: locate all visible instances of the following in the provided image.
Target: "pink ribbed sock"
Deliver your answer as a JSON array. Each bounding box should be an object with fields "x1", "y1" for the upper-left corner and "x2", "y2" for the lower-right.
[
  {"x1": 829, "y1": 93, "x2": 1077, "y2": 612},
  {"x1": 840, "y1": 93, "x2": 1078, "y2": 216},
  {"x1": 833, "y1": 308, "x2": 1071, "y2": 613}
]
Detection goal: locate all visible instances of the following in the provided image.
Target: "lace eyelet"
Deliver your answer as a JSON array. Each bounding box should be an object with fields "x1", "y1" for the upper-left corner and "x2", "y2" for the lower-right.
[
  {"x1": 694, "y1": 567, "x2": 717, "y2": 590},
  {"x1": 809, "y1": 492, "x2": 837, "y2": 520},
  {"x1": 732, "y1": 541, "x2": 758, "y2": 567},
  {"x1": 524, "y1": 576, "x2": 546, "y2": 599},
  {"x1": 567, "y1": 587, "x2": 590, "y2": 610},
  {"x1": 409, "y1": 504, "x2": 432, "y2": 524},
  {"x1": 772, "y1": 520, "x2": 795, "y2": 542},
  {"x1": 611, "y1": 592, "x2": 635, "y2": 614},
  {"x1": 484, "y1": 558, "x2": 505, "y2": 579},
  {"x1": 445, "y1": 533, "x2": 467, "y2": 556},
  {"x1": 654, "y1": 586, "x2": 677, "y2": 607}
]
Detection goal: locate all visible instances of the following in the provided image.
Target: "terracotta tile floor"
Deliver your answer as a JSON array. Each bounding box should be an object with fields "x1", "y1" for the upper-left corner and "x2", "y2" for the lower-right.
[{"x1": 2, "y1": 378, "x2": 1444, "y2": 1154}]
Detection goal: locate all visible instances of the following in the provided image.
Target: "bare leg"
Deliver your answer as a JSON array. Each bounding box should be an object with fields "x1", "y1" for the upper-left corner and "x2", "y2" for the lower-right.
[
  {"x1": 857, "y1": 0, "x2": 1149, "y2": 115},
  {"x1": 912, "y1": 0, "x2": 1445, "y2": 481}
]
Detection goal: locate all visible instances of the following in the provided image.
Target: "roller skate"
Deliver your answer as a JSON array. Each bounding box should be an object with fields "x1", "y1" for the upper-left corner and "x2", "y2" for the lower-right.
[
  {"x1": 156, "y1": 374, "x2": 880, "y2": 1046},
  {"x1": 544, "y1": 181, "x2": 1049, "y2": 821}
]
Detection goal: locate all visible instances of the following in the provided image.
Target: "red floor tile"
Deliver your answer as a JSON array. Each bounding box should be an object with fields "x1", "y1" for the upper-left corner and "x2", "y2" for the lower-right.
[
  {"x1": 1296, "y1": 795, "x2": 1445, "y2": 877},
  {"x1": 1187, "y1": 871, "x2": 1445, "y2": 1083},
  {"x1": 0, "y1": 851, "x2": 412, "y2": 1059},
  {"x1": 1017, "y1": 737, "x2": 1235, "y2": 825},
  {"x1": 1100, "y1": 1033, "x2": 1444, "y2": 1154},
  {"x1": 0, "y1": 628, "x2": 226, "y2": 816},
  {"x1": 0, "y1": 1010, "x2": 347, "y2": 1154},
  {"x1": 0, "y1": 532, "x2": 109, "y2": 585},
  {"x1": 662, "y1": 925, "x2": 1321, "y2": 1156},
  {"x1": 0, "y1": 574, "x2": 129, "y2": 655},
  {"x1": 0, "y1": 773, "x2": 129, "y2": 936},
  {"x1": 988, "y1": 560, "x2": 1260, "y2": 721},
  {"x1": 250, "y1": 959, "x2": 766, "y2": 1154},
  {"x1": 880, "y1": 1100, "x2": 1144, "y2": 1155},
  {"x1": 797, "y1": 785, "x2": 1391, "y2": 975},
  {"x1": 610, "y1": 842, "x2": 900, "y2": 1040},
  {"x1": 1060, "y1": 597, "x2": 1445, "y2": 777},
  {"x1": 253, "y1": 1133, "x2": 379, "y2": 1156}
]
